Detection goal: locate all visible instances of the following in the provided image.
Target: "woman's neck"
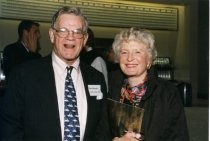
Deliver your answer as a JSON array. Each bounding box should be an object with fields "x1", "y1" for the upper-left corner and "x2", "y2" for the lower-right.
[{"x1": 127, "y1": 73, "x2": 147, "y2": 87}]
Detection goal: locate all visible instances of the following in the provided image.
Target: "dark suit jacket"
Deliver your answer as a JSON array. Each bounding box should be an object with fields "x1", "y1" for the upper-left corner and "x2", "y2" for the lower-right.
[
  {"x1": 0, "y1": 55, "x2": 107, "y2": 141},
  {"x1": 3, "y1": 41, "x2": 41, "y2": 78}
]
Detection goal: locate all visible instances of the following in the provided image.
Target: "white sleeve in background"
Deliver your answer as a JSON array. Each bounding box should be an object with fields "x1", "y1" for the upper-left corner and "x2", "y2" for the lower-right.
[{"x1": 91, "y1": 57, "x2": 108, "y2": 91}]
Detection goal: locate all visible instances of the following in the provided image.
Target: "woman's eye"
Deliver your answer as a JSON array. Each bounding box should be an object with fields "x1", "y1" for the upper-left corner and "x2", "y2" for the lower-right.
[{"x1": 120, "y1": 51, "x2": 127, "y2": 54}]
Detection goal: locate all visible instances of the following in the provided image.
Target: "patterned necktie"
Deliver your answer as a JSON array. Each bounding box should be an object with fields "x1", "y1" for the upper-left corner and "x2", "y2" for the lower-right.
[{"x1": 64, "y1": 66, "x2": 80, "y2": 141}]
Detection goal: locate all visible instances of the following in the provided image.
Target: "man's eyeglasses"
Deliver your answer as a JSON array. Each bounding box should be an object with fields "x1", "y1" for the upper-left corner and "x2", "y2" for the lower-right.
[{"x1": 52, "y1": 27, "x2": 86, "y2": 39}]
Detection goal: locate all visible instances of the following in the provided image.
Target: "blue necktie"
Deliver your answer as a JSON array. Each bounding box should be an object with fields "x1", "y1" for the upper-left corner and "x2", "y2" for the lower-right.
[{"x1": 64, "y1": 66, "x2": 80, "y2": 141}]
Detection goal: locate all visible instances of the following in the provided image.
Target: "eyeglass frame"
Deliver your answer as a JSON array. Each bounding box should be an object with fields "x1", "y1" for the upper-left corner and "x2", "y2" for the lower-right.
[{"x1": 51, "y1": 26, "x2": 87, "y2": 39}]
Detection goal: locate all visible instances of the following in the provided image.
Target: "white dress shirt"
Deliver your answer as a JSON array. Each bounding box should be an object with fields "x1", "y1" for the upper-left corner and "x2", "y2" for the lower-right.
[{"x1": 52, "y1": 52, "x2": 87, "y2": 141}]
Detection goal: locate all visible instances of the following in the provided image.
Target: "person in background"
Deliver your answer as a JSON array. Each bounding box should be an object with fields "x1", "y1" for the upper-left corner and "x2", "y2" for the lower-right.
[
  {"x1": 107, "y1": 27, "x2": 189, "y2": 141},
  {"x1": 3, "y1": 20, "x2": 41, "y2": 79},
  {"x1": 80, "y1": 27, "x2": 108, "y2": 90},
  {"x1": 0, "y1": 6, "x2": 107, "y2": 141},
  {"x1": 105, "y1": 47, "x2": 120, "y2": 72}
]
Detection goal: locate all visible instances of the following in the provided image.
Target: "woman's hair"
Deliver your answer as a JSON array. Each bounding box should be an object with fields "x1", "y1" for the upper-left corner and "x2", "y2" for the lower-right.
[
  {"x1": 112, "y1": 27, "x2": 157, "y2": 64},
  {"x1": 51, "y1": 6, "x2": 88, "y2": 33}
]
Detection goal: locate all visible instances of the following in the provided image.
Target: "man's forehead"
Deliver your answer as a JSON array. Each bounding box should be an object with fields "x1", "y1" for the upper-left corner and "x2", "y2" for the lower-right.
[{"x1": 31, "y1": 25, "x2": 39, "y2": 31}]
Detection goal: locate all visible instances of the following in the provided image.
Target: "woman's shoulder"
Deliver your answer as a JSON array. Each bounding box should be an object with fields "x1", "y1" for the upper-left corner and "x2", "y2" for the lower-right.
[
  {"x1": 153, "y1": 78, "x2": 177, "y2": 89},
  {"x1": 148, "y1": 78, "x2": 181, "y2": 99}
]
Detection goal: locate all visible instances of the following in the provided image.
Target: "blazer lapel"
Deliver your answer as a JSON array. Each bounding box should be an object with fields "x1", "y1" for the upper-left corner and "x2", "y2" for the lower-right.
[
  {"x1": 36, "y1": 55, "x2": 62, "y2": 141},
  {"x1": 79, "y1": 62, "x2": 99, "y2": 137}
]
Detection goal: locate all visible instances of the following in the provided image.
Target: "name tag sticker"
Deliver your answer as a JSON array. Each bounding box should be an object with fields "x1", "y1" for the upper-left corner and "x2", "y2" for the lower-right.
[{"x1": 88, "y1": 85, "x2": 103, "y2": 100}]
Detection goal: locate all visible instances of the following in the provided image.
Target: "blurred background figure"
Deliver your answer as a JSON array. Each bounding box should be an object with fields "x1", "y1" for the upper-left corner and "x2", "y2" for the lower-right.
[
  {"x1": 3, "y1": 19, "x2": 42, "y2": 79},
  {"x1": 80, "y1": 27, "x2": 108, "y2": 90},
  {"x1": 105, "y1": 47, "x2": 120, "y2": 72}
]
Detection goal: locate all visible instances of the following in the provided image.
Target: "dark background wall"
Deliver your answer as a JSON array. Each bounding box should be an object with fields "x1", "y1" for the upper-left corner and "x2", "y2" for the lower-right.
[{"x1": 197, "y1": 0, "x2": 209, "y2": 99}]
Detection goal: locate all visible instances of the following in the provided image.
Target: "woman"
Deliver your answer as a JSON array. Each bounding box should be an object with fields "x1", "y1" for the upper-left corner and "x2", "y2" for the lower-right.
[{"x1": 108, "y1": 27, "x2": 189, "y2": 141}]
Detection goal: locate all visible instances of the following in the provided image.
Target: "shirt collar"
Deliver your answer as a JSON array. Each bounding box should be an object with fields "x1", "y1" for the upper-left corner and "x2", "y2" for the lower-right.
[
  {"x1": 52, "y1": 51, "x2": 80, "y2": 75},
  {"x1": 21, "y1": 41, "x2": 30, "y2": 52}
]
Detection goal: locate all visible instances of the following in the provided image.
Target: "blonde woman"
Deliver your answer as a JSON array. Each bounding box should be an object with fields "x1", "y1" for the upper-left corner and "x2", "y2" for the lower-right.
[{"x1": 107, "y1": 27, "x2": 189, "y2": 141}]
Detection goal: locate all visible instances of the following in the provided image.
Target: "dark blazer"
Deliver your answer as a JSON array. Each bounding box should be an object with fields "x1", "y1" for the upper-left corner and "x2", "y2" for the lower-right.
[
  {"x1": 3, "y1": 41, "x2": 41, "y2": 78},
  {"x1": 0, "y1": 55, "x2": 107, "y2": 141},
  {"x1": 107, "y1": 68, "x2": 189, "y2": 141}
]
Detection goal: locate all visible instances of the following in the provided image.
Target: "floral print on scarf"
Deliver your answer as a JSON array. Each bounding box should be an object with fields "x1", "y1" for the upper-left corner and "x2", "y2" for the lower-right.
[{"x1": 120, "y1": 78, "x2": 147, "y2": 106}]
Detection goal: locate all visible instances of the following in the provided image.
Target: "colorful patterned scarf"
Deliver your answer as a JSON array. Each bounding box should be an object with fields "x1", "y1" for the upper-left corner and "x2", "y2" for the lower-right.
[{"x1": 120, "y1": 78, "x2": 147, "y2": 106}]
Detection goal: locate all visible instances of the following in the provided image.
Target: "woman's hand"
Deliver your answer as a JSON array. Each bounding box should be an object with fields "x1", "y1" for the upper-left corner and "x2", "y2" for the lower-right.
[{"x1": 112, "y1": 132, "x2": 142, "y2": 141}]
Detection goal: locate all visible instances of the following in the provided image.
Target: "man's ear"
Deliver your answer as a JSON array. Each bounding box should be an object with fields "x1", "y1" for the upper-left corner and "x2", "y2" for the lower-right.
[
  {"x1": 83, "y1": 34, "x2": 89, "y2": 47},
  {"x1": 49, "y1": 28, "x2": 54, "y2": 43}
]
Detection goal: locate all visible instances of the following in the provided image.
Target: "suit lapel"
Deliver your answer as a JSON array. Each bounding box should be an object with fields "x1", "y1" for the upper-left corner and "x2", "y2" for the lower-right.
[
  {"x1": 79, "y1": 62, "x2": 98, "y2": 137},
  {"x1": 36, "y1": 55, "x2": 62, "y2": 140}
]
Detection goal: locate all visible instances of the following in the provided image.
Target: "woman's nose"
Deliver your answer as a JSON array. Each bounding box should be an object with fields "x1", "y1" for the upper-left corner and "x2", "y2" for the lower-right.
[{"x1": 127, "y1": 53, "x2": 134, "y2": 61}]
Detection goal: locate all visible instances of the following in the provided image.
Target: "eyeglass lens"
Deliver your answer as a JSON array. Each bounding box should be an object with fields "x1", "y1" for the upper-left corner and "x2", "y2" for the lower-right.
[{"x1": 54, "y1": 27, "x2": 84, "y2": 38}]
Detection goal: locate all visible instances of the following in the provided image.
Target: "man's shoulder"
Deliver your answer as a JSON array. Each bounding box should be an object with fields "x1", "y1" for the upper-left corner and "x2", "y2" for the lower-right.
[
  {"x1": 80, "y1": 49, "x2": 105, "y2": 64},
  {"x1": 92, "y1": 56, "x2": 106, "y2": 63},
  {"x1": 4, "y1": 41, "x2": 20, "y2": 47},
  {"x1": 80, "y1": 61, "x2": 103, "y2": 75},
  {"x1": 18, "y1": 55, "x2": 50, "y2": 69},
  {"x1": 4, "y1": 41, "x2": 22, "y2": 51}
]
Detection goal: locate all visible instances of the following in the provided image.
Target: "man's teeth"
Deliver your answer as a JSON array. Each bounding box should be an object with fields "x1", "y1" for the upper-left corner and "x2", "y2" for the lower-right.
[{"x1": 64, "y1": 44, "x2": 75, "y2": 48}]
